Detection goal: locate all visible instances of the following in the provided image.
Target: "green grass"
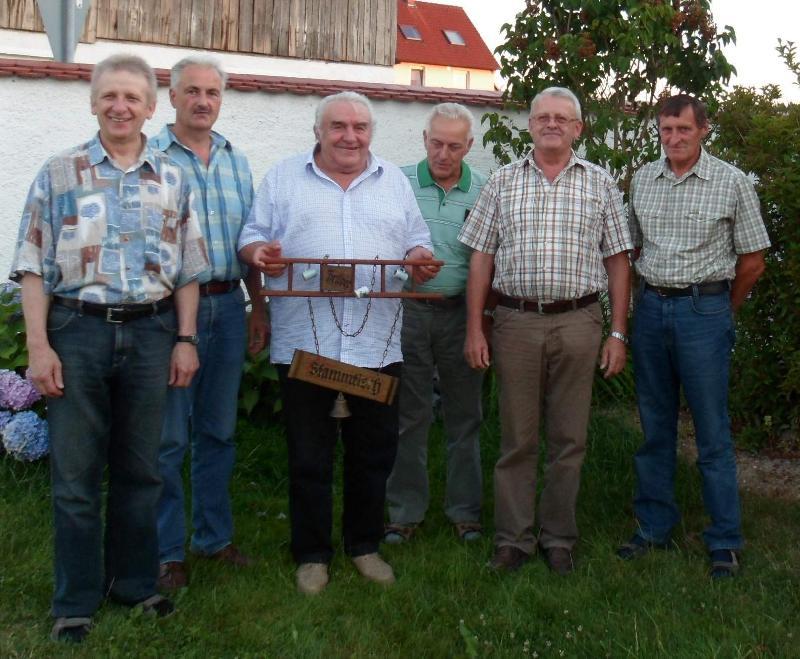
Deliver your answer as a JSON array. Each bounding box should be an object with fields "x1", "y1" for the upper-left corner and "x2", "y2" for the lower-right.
[{"x1": 1, "y1": 406, "x2": 799, "y2": 658}]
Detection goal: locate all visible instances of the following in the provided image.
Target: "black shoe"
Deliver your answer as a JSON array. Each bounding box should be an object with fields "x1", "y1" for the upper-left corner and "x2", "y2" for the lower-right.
[
  {"x1": 710, "y1": 549, "x2": 739, "y2": 579},
  {"x1": 543, "y1": 547, "x2": 574, "y2": 575},
  {"x1": 617, "y1": 534, "x2": 670, "y2": 560}
]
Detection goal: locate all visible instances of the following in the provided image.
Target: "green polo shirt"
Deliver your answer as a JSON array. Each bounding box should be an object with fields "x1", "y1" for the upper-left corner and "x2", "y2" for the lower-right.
[{"x1": 402, "y1": 160, "x2": 487, "y2": 296}]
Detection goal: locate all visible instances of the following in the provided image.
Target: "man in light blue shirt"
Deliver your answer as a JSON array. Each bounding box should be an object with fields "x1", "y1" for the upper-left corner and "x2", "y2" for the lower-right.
[
  {"x1": 385, "y1": 103, "x2": 487, "y2": 545},
  {"x1": 151, "y1": 56, "x2": 267, "y2": 591},
  {"x1": 239, "y1": 91, "x2": 439, "y2": 595}
]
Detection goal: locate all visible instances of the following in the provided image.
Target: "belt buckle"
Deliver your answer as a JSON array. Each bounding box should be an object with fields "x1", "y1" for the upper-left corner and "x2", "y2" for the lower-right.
[{"x1": 105, "y1": 307, "x2": 125, "y2": 324}]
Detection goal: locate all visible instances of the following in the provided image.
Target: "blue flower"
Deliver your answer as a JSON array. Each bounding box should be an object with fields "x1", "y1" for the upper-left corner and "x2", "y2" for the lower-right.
[
  {"x1": 2, "y1": 411, "x2": 49, "y2": 461},
  {"x1": 0, "y1": 369, "x2": 41, "y2": 411},
  {"x1": 0, "y1": 410, "x2": 12, "y2": 431}
]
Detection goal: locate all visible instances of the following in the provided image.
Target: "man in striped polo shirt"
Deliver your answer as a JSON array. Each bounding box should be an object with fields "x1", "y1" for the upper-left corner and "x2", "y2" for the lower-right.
[
  {"x1": 151, "y1": 56, "x2": 268, "y2": 590},
  {"x1": 385, "y1": 103, "x2": 487, "y2": 544}
]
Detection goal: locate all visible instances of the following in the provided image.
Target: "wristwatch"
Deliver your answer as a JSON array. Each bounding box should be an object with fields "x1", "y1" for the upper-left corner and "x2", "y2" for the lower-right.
[
  {"x1": 176, "y1": 334, "x2": 199, "y2": 345},
  {"x1": 610, "y1": 330, "x2": 628, "y2": 345}
]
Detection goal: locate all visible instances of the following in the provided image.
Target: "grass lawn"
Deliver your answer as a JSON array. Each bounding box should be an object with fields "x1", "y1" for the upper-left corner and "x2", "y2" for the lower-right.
[{"x1": 1, "y1": 404, "x2": 799, "y2": 658}]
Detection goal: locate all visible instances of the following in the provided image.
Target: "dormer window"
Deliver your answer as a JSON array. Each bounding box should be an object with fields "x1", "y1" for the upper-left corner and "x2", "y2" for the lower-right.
[
  {"x1": 443, "y1": 30, "x2": 465, "y2": 45},
  {"x1": 400, "y1": 24, "x2": 422, "y2": 40}
]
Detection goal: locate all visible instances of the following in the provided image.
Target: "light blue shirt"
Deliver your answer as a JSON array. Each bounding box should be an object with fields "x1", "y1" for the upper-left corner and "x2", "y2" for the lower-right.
[
  {"x1": 150, "y1": 126, "x2": 253, "y2": 284},
  {"x1": 239, "y1": 149, "x2": 432, "y2": 367}
]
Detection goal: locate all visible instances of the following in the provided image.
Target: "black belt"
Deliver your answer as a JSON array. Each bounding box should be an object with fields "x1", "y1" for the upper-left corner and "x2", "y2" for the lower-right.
[
  {"x1": 410, "y1": 295, "x2": 464, "y2": 309},
  {"x1": 199, "y1": 279, "x2": 241, "y2": 296},
  {"x1": 54, "y1": 296, "x2": 174, "y2": 323},
  {"x1": 497, "y1": 292, "x2": 599, "y2": 314},
  {"x1": 645, "y1": 281, "x2": 730, "y2": 297}
]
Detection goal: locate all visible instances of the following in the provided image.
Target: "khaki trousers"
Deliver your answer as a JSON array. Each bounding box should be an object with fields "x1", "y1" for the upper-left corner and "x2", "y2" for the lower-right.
[{"x1": 492, "y1": 302, "x2": 602, "y2": 553}]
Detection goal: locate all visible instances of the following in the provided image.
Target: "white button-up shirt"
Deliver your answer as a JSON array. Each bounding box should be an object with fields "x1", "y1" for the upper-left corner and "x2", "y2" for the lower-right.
[{"x1": 239, "y1": 149, "x2": 432, "y2": 367}]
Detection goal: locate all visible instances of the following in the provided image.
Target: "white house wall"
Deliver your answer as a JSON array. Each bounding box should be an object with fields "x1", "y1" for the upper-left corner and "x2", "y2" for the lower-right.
[{"x1": 0, "y1": 76, "x2": 528, "y2": 278}]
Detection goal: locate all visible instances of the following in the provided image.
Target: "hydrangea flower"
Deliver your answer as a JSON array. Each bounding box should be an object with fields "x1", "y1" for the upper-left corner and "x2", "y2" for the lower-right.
[
  {"x1": 0, "y1": 410, "x2": 12, "y2": 431},
  {"x1": 2, "y1": 410, "x2": 49, "y2": 461},
  {"x1": 0, "y1": 369, "x2": 41, "y2": 411}
]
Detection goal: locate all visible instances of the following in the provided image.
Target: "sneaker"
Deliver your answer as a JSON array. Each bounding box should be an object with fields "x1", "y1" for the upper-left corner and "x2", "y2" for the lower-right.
[
  {"x1": 352, "y1": 553, "x2": 396, "y2": 585},
  {"x1": 487, "y1": 545, "x2": 529, "y2": 572},
  {"x1": 617, "y1": 534, "x2": 670, "y2": 560},
  {"x1": 157, "y1": 561, "x2": 188, "y2": 592},
  {"x1": 296, "y1": 563, "x2": 329, "y2": 595},
  {"x1": 710, "y1": 549, "x2": 739, "y2": 579},
  {"x1": 543, "y1": 547, "x2": 574, "y2": 575},
  {"x1": 454, "y1": 522, "x2": 483, "y2": 542},
  {"x1": 50, "y1": 617, "x2": 92, "y2": 643},
  {"x1": 137, "y1": 594, "x2": 175, "y2": 618},
  {"x1": 383, "y1": 523, "x2": 417, "y2": 545}
]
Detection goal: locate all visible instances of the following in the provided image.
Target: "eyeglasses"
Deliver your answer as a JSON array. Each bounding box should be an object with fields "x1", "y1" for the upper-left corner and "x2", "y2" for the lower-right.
[{"x1": 531, "y1": 114, "x2": 578, "y2": 126}]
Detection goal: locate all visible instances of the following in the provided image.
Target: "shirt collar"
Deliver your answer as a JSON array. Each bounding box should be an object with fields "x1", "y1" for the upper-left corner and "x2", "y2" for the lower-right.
[
  {"x1": 416, "y1": 159, "x2": 472, "y2": 192},
  {"x1": 656, "y1": 146, "x2": 711, "y2": 181},
  {"x1": 524, "y1": 148, "x2": 583, "y2": 174},
  {"x1": 87, "y1": 132, "x2": 157, "y2": 171},
  {"x1": 152, "y1": 124, "x2": 230, "y2": 153},
  {"x1": 306, "y1": 146, "x2": 383, "y2": 180}
]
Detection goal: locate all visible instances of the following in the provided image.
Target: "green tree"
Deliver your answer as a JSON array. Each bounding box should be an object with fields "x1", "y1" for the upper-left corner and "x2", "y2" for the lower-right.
[
  {"x1": 484, "y1": 0, "x2": 735, "y2": 194},
  {"x1": 710, "y1": 47, "x2": 800, "y2": 449}
]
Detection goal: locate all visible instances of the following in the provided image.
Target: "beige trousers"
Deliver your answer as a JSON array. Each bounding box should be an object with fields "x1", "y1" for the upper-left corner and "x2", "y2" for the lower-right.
[{"x1": 492, "y1": 302, "x2": 602, "y2": 553}]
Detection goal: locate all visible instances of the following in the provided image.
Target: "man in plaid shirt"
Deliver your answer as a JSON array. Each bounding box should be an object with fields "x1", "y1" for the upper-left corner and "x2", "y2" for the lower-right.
[
  {"x1": 459, "y1": 87, "x2": 632, "y2": 575},
  {"x1": 617, "y1": 94, "x2": 770, "y2": 578}
]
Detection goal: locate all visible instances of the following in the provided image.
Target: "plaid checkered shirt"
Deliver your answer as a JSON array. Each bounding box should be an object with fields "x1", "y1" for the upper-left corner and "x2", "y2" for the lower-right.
[
  {"x1": 629, "y1": 148, "x2": 770, "y2": 287},
  {"x1": 457, "y1": 150, "x2": 632, "y2": 302}
]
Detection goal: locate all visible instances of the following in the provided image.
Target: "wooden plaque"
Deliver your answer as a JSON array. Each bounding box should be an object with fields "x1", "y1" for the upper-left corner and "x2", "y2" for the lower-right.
[
  {"x1": 321, "y1": 265, "x2": 355, "y2": 293},
  {"x1": 288, "y1": 350, "x2": 398, "y2": 405}
]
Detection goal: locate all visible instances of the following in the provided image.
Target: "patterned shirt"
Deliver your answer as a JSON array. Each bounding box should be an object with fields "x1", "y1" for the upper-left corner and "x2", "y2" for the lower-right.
[
  {"x1": 629, "y1": 148, "x2": 770, "y2": 287},
  {"x1": 239, "y1": 149, "x2": 432, "y2": 367},
  {"x1": 10, "y1": 134, "x2": 208, "y2": 303},
  {"x1": 402, "y1": 160, "x2": 486, "y2": 297},
  {"x1": 150, "y1": 126, "x2": 253, "y2": 284},
  {"x1": 458, "y1": 150, "x2": 632, "y2": 301}
]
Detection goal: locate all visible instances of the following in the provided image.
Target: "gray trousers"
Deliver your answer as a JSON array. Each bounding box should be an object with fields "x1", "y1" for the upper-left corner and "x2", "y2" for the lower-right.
[
  {"x1": 492, "y1": 303, "x2": 602, "y2": 553},
  {"x1": 386, "y1": 299, "x2": 483, "y2": 525}
]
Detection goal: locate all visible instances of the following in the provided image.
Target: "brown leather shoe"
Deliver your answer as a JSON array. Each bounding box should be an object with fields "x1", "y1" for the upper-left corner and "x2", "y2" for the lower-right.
[
  {"x1": 205, "y1": 544, "x2": 254, "y2": 567},
  {"x1": 543, "y1": 547, "x2": 574, "y2": 575},
  {"x1": 488, "y1": 545, "x2": 529, "y2": 572},
  {"x1": 157, "y1": 561, "x2": 188, "y2": 591}
]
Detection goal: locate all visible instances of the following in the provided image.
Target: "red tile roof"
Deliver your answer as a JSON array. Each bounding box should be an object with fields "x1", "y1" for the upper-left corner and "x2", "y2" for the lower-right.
[
  {"x1": 0, "y1": 57, "x2": 507, "y2": 108},
  {"x1": 396, "y1": 1, "x2": 498, "y2": 71}
]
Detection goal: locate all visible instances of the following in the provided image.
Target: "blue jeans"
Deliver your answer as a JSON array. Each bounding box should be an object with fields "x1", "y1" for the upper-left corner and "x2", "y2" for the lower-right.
[
  {"x1": 157, "y1": 288, "x2": 246, "y2": 562},
  {"x1": 47, "y1": 304, "x2": 175, "y2": 618},
  {"x1": 387, "y1": 299, "x2": 483, "y2": 525},
  {"x1": 632, "y1": 286, "x2": 742, "y2": 551}
]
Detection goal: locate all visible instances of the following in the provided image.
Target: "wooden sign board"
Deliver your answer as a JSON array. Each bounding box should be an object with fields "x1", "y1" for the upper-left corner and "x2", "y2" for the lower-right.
[
  {"x1": 288, "y1": 350, "x2": 398, "y2": 405},
  {"x1": 321, "y1": 265, "x2": 355, "y2": 293}
]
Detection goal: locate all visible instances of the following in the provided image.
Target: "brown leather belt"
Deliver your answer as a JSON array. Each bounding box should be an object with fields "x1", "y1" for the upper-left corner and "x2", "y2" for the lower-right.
[
  {"x1": 645, "y1": 281, "x2": 729, "y2": 297},
  {"x1": 199, "y1": 279, "x2": 241, "y2": 296},
  {"x1": 410, "y1": 295, "x2": 464, "y2": 309},
  {"x1": 497, "y1": 292, "x2": 599, "y2": 314},
  {"x1": 54, "y1": 296, "x2": 174, "y2": 323}
]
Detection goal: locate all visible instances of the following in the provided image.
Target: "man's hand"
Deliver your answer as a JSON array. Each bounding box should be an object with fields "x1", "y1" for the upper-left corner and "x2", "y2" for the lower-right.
[
  {"x1": 464, "y1": 328, "x2": 491, "y2": 370},
  {"x1": 27, "y1": 344, "x2": 64, "y2": 397},
  {"x1": 252, "y1": 240, "x2": 287, "y2": 278},
  {"x1": 248, "y1": 306, "x2": 270, "y2": 355},
  {"x1": 169, "y1": 343, "x2": 199, "y2": 387},
  {"x1": 406, "y1": 246, "x2": 441, "y2": 284},
  {"x1": 598, "y1": 337, "x2": 626, "y2": 379}
]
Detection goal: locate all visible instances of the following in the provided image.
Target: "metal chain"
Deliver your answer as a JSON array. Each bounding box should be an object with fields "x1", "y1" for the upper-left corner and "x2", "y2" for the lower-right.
[
  {"x1": 306, "y1": 298, "x2": 321, "y2": 355},
  {"x1": 379, "y1": 299, "x2": 403, "y2": 369},
  {"x1": 327, "y1": 259, "x2": 378, "y2": 337}
]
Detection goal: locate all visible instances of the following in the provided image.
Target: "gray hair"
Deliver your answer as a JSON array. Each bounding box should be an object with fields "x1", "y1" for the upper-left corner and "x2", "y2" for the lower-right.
[
  {"x1": 91, "y1": 54, "x2": 156, "y2": 102},
  {"x1": 170, "y1": 55, "x2": 228, "y2": 90},
  {"x1": 530, "y1": 87, "x2": 582, "y2": 122},
  {"x1": 314, "y1": 91, "x2": 376, "y2": 133},
  {"x1": 425, "y1": 102, "x2": 474, "y2": 139}
]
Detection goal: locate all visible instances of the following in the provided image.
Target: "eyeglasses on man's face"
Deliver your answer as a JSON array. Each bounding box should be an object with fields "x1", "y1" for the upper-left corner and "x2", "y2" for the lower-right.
[{"x1": 531, "y1": 114, "x2": 579, "y2": 126}]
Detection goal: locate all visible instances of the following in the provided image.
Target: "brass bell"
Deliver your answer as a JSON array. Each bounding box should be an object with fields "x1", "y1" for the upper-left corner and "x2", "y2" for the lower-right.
[{"x1": 330, "y1": 392, "x2": 351, "y2": 419}]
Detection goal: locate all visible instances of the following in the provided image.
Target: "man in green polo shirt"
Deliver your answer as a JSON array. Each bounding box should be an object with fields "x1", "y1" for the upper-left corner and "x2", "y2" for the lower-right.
[{"x1": 385, "y1": 103, "x2": 487, "y2": 544}]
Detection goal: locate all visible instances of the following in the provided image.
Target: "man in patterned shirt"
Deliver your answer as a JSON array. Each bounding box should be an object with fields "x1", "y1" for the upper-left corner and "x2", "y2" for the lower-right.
[
  {"x1": 617, "y1": 94, "x2": 770, "y2": 578},
  {"x1": 239, "y1": 91, "x2": 439, "y2": 595},
  {"x1": 151, "y1": 55, "x2": 267, "y2": 592},
  {"x1": 385, "y1": 103, "x2": 487, "y2": 545},
  {"x1": 10, "y1": 54, "x2": 208, "y2": 642},
  {"x1": 459, "y1": 87, "x2": 632, "y2": 575}
]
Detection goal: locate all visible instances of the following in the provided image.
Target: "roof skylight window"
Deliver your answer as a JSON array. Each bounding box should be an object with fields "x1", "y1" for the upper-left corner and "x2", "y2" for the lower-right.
[
  {"x1": 400, "y1": 24, "x2": 422, "y2": 40},
  {"x1": 443, "y1": 30, "x2": 465, "y2": 45}
]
